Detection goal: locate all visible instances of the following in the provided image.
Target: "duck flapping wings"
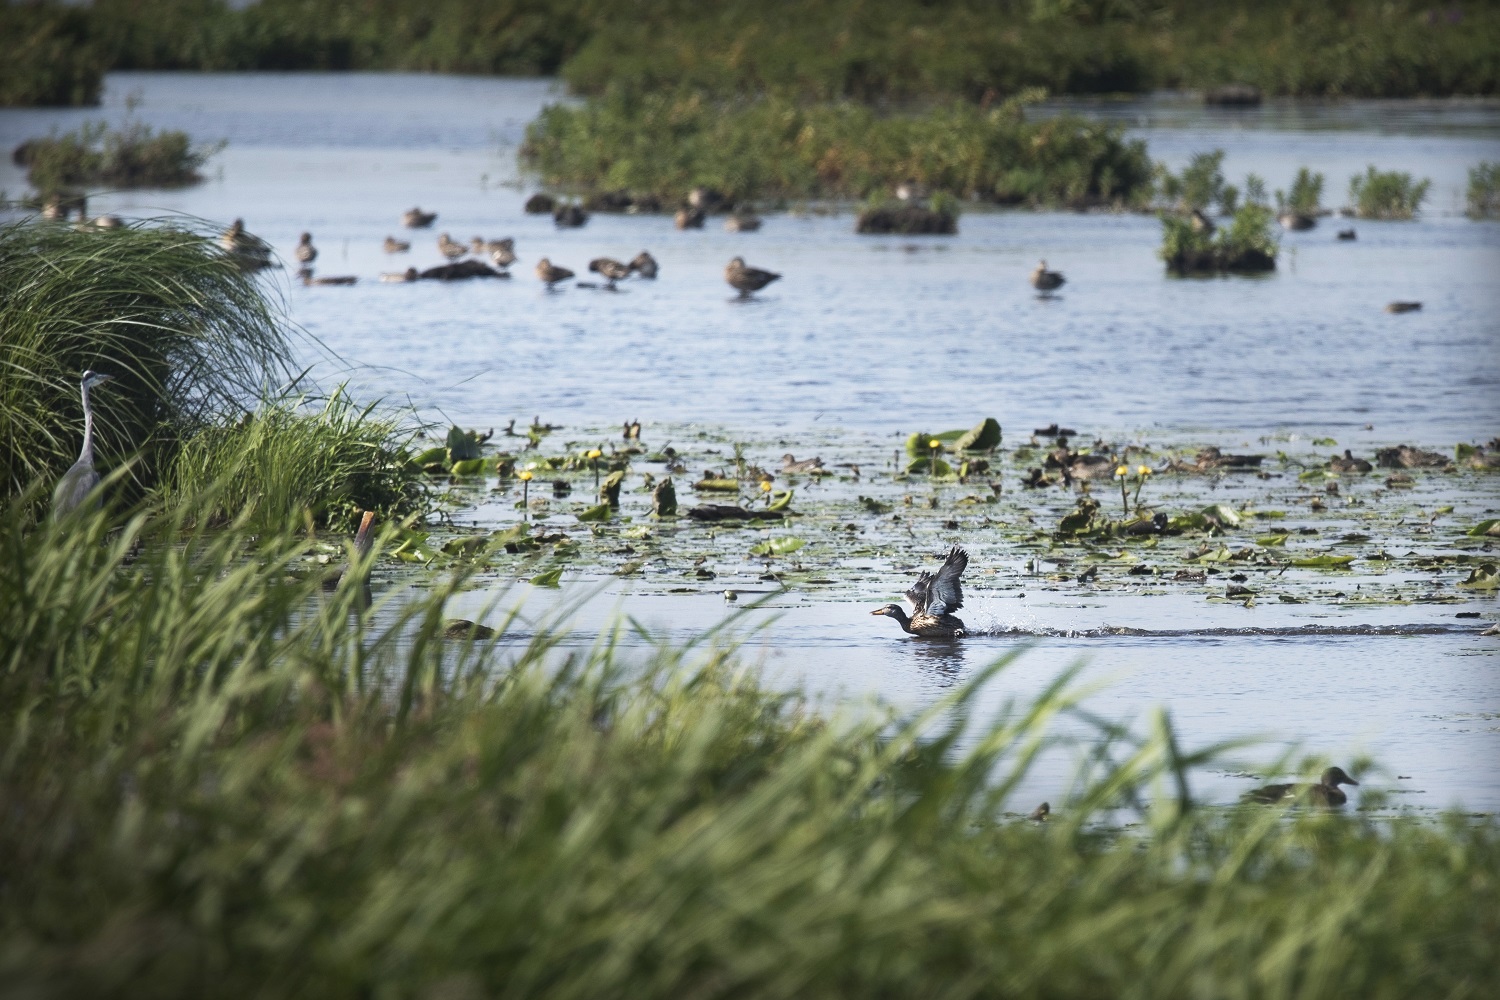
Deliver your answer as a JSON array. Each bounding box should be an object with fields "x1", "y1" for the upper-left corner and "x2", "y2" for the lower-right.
[{"x1": 905, "y1": 546, "x2": 968, "y2": 616}]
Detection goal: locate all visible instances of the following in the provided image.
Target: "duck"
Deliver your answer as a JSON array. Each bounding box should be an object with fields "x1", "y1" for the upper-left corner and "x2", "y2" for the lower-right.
[
  {"x1": 536, "y1": 258, "x2": 575, "y2": 288},
  {"x1": 490, "y1": 244, "x2": 518, "y2": 269},
  {"x1": 219, "y1": 218, "x2": 274, "y2": 270},
  {"x1": 1244, "y1": 766, "x2": 1360, "y2": 807},
  {"x1": 1027, "y1": 802, "x2": 1050, "y2": 823},
  {"x1": 781, "y1": 453, "x2": 824, "y2": 474},
  {"x1": 437, "y1": 233, "x2": 467, "y2": 260},
  {"x1": 675, "y1": 206, "x2": 706, "y2": 229},
  {"x1": 724, "y1": 210, "x2": 762, "y2": 232},
  {"x1": 1385, "y1": 301, "x2": 1422, "y2": 314},
  {"x1": 90, "y1": 214, "x2": 123, "y2": 230},
  {"x1": 1337, "y1": 228, "x2": 1357, "y2": 241},
  {"x1": 383, "y1": 236, "x2": 411, "y2": 253},
  {"x1": 688, "y1": 186, "x2": 726, "y2": 212},
  {"x1": 295, "y1": 232, "x2": 317, "y2": 266},
  {"x1": 588, "y1": 257, "x2": 632, "y2": 289},
  {"x1": 553, "y1": 203, "x2": 588, "y2": 228},
  {"x1": 725, "y1": 256, "x2": 780, "y2": 297},
  {"x1": 1030, "y1": 260, "x2": 1065, "y2": 295},
  {"x1": 1328, "y1": 449, "x2": 1373, "y2": 473},
  {"x1": 380, "y1": 267, "x2": 419, "y2": 283},
  {"x1": 1190, "y1": 209, "x2": 1216, "y2": 235},
  {"x1": 403, "y1": 207, "x2": 437, "y2": 228},
  {"x1": 871, "y1": 546, "x2": 970, "y2": 639},
  {"x1": 300, "y1": 273, "x2": 358, "y2": 286},
  {"x1": 1278, "y1": 212, "x2": 1316, "y2": 231},
  {"x1": 630, "y1": 251, "x2": 659, "y2": 279}
]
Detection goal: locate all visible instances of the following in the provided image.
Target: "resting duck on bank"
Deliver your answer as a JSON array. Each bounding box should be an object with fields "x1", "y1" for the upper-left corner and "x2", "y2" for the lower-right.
[
  {"x1": 871, "y1": 546, "x2": 970, "y2": 639},
  {"x1": 437, "y1": 233, "x2": 467, "y2": 260},
  {"x1": 1244, "y1": 766, "x2": 1360, "y2": 807},
  {"x1": 403, "y1": 207, "x2": 437, "y2": 228},
  {"x1": 1328, "y1": 449, "x2": 1373, "y2": 473},
  {"x1": 383, "y1": 236, "x2": 411, "y2": 253}
]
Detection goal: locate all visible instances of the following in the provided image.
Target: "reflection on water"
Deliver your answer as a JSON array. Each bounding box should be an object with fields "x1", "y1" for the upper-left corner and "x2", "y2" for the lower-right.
[{"x1": 3, "y1": 72, "x2": 1497, "y2": 809}]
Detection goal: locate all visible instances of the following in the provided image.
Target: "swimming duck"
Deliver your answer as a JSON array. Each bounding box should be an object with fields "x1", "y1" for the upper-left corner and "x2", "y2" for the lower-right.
[
  {"x1": 871, "y1": 546, "x2": 970, "y2": 639},
  {"x1": 1328, "y1": 449, "x2": 1373, "y2": 473},
  {"x1": 300, "y1": 274, "x2": 357, "y2": 286},
  {"x1": 725, "y1": 256, "x2": 780, "y2": 297},
  {"x1": 781, "y1": 453, "x2": 824, "y2": 474},
  {"x1": 675, "y1": 207, "x2": 706, "y2": 229},
  {"x1": 90, "y1": 214, "x2": 123, "y2": 230},
  {"x1": 553, "y1": 203, "x2": 588, "y2": 227},
  {"x1": 536, "y1": 258, "x2": 575, "y2": 288},
  {"x1": 688, "y1": 186, "x2": 726, "y2": 212},
  {"x1": 1027, "y1": 802, "x2": 1050, "y2": 823},
  {"x1": 1030, "y1": 260, "x2": 1065, "y2": 295},
  {"x1": 724, "y1": 211, "x2": 762, "y2": 232},
  {"x1": 383, "y1": 236, "x2": 411, "y2": 253},
  {"x1": 1244, "y1": 766, "x2": 1360, "y2": 807},
  {"x1": 1337, "y1": 228, "x2": 1357, "y2": 241},
  {"x1": 588, "y1": 257, "x2": 632, "y2": 289},
  {"x1": 1385, "y1": 301, "x2": 1422, "y2": 314},
  {"x1": 403, "y1": 207, "x2": 437, "y2": 228},
  {"x1": 1278, "y1": 212, "x2": 1316, "y2": 231},
  {"x1": 379, "y1": 267, "x2": 419, "y2": 283},
  {"x1": 476, "y1": 237, "x2": 516, "y2": 268},
  {"x1": 295, "y1": 232, "x2": 317, "y2": 266},
  {"x1": 437, "y1": 233, "x2": 467, "y2": 260},
  {"x1": 630, "y1": 251, "x2": 659, "y2": 279}
]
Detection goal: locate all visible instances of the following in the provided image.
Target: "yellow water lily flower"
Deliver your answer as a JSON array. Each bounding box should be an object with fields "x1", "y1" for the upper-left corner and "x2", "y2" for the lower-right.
[
  {"x1": 929, "y1": 439, "x2": 942, "y2": 449},
  {"x1": 518, "y1": 470, "x2": 533, "y2": 482},
  {"x1": 1115, "y1": 465, "x2": 1129, "y2": 477},
  {"x1": 587, "y1": 448, "x2": 602, "y2": 459},
  {"x1": 1137, "y1": 464, "x2": 1152, "y2": 477}
]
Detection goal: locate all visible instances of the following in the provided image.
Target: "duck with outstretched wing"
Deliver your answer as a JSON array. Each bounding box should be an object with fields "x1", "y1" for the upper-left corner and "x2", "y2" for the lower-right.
[{"x1": 872, "y1": 546, "x2": 969, "y2": 638}]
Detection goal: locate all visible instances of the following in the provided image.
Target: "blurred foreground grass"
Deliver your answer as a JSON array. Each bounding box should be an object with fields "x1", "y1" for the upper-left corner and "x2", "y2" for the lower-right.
[{"x1": 2, "y1": 487, "x2": 1498, "y2": 998}]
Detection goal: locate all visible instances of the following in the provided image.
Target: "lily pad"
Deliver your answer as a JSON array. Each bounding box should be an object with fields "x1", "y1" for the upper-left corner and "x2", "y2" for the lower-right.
[
  {"x1": 1203, "y1": 504, "x2": 1241, "y2": 528},
  {"x1": 446, "y1": 425, "x2": 487, "y2": 462},
  {"x1": 1312, "y1": 437, "x2": 1338, "y2": 447},
  {"x1": 750, "y1": 536, "x2": 805, "y2": 557},
  {"x1": 1458, "y1": 563, "x2": 1498, "y2": 589},
  {"x1": 1290, "y1": 554, "x2": 1356, "y2": 568},
  {"x1": 450, "y1": 457, "x2": 487, "y2": 476},
  {"x1": 955, "y1": 417, "x2": 1002, "y2": 452},
  {"x1": 577, "y1": 503, "x2": 612, "y2": 522},
  {"x1": 694, "y1": 478, "x2": 740, "y2": 492},
  {"x1": 413, "y1": 445, "x2": 448, "y2": 467},
  {"x1": 1466, "y1": 519, "x2": 1500, "y2": 537},
  {"x1": 905, "y1": 457, "x2": 953, "y2": 476},
  {"x1": 529, "y1": 566, "x2": 564, "y2": 587},
  {"x1": 767, "y1": 489, "x2": 795, "y2": 512},
  {"x1": 1256, "y1": 534, "x2": 1289, "y2": 547}
]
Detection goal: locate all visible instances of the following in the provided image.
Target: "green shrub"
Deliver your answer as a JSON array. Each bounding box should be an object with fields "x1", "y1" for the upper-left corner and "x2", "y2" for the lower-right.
[
  {"x1": 1468, "y1": 161, "x2": 1500, "y2": 219},
  {"x1": 0, "y1": 3, "x2": 104, "y2": 107},
  {"x1": 1349, "y1": 165, "x2": 1431, "y2": 219},
  {"x1": 1, "y1": 491, "x2": 1498, "y2": 997},
  {"x1": 17, "y1": 121, "x2": 221, "y2": 195},
  {"x1": 162, "y1": 389, "x2": 426, "y2": 531},
  {"x1": 0, "y1": 220, "x2": 289, "y2": 501},
  {"x1": 522, "y1": 92, "x2": 1153, "y2": 208},
  {"x1": 1284, "y1": 166, "x2": 1325, "y2": 215},
  {"x1": 1156, "y1": 150, "x2": 1237, "y2": 214},
  {"x1": 1160, "y1": 203, "x2": 1278, "y2": 274}
]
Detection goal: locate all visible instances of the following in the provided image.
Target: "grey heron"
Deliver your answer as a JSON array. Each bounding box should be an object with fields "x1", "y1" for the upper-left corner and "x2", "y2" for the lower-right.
[{"x1": 51, "y1": 370, "x2": 114, "y2": 519}]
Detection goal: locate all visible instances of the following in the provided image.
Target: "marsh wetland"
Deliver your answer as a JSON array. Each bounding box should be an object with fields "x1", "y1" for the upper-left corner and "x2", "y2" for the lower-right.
[{"x1": 4, "y1": 73, "x2": 1497, "y2": 810}]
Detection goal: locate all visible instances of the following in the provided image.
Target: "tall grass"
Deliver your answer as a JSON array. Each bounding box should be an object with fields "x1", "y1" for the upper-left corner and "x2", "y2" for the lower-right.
[
  {"x1": 17, "y1": 121, "x2": 221, "y2": 195},
  {"x1": 1349, "y1": 165, "x2": 1432, "y2": 219},
  {"x1": 0, "y1": 2, "x2": 103, "y2": 107},
  {"x1": 522, "y1": 92, "x2": 1153, "y2": 207},
  {"x1": 162, "y1": 388, "x2": 426, "y2": 531},
  {"x1": 1468, "y1": 161, "x2": 1500, "y2": 219},
  {"x1": 1283, "y1": 167, "x2": 1325, "y2": 215},
  {"x1": 0, "y1": 219, "x2": 290, "y2": 500},
  {"x1": 1, "y1": 487, "x2": 1498, "y2": 997}
]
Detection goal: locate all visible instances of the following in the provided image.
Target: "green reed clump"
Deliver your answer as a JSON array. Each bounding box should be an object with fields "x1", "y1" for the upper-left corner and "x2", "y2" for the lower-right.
[
  {"x1": 522, "y1": 91, "x2": 1152, "y2": 208},
  {"x1": 0, "y1": 2, "x2": 104, "y2": 107},
  {"x1": 1, "y1": 488, "x2": 1498, "y2": 998},
  {"x1": 1282, "y1": 166, "x2": 1325, "y2": 215},
  {"x1": 1160, "y1": 203, "x2": 1279, "y2": 275},
  {"x1": 17, "y1": 120, "x2": 222, "y2": 194},
  {"x1": 1349, "y1": 165, "x2": 1432, "y2": 219},
  {"x1": 161, "y1": 389, "x2": 425, "y2": 532},
  {"x1": 0, "y1": 219, "x2": 290, "y2": 499},
  {"x1": 1155, "y1": 150, "x2": 1234, "y2": 214},
  {"x1": 1467, "y1": 161, "x2": 1500, "y2": 219}
]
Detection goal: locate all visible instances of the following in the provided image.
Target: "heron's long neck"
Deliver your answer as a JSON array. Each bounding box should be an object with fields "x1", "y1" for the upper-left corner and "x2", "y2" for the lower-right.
[{"x1": 79, "y1": 382, "x2": 94, "y2": 462}]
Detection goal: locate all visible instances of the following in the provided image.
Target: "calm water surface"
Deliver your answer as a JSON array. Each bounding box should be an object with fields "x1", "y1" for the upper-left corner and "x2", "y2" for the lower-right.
[{"x1": 4, "y1": 73, "x2": 1498, "y2": 810}]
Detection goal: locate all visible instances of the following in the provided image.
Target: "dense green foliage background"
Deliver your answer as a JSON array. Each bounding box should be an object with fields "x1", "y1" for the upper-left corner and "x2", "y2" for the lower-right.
[{"x1": 5, "y1": 0, "x2": 1498, "y2": 107}]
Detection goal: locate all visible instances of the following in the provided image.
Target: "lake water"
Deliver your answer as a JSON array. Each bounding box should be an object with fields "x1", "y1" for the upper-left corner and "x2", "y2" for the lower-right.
[{"x1": 3, "y1": 73, "x2": 1498, "y2": 812}]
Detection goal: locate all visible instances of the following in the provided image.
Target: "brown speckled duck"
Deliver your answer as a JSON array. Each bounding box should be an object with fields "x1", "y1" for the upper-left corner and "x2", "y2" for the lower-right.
[
  {"x1": 872, "y1": 546, "x2": 970, "y2": 639},
  {"x1": 726, "y1": 256, "x2": 780, "y2": 297}
]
